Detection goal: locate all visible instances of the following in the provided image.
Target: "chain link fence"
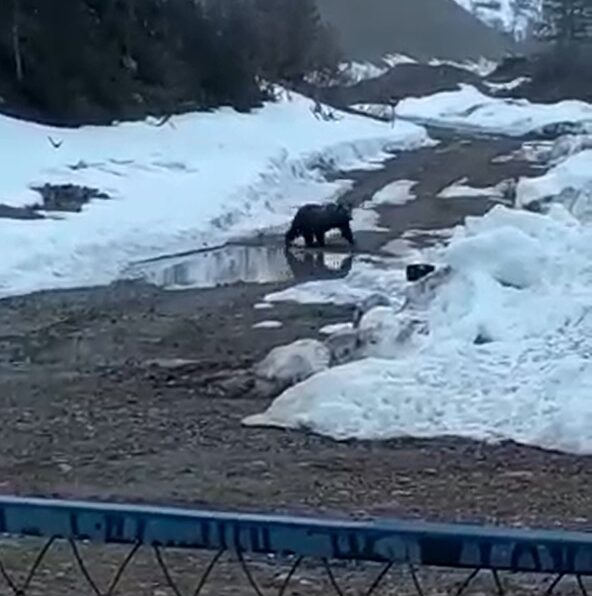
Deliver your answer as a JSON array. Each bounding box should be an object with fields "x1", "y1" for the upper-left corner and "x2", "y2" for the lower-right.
[{"x1": 0, "y1": 496, "x2": 591, "y2": 595}]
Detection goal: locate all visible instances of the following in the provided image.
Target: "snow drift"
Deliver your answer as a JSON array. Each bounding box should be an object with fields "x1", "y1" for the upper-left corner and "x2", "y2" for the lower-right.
[
  {"x1": 516, "y1": 149, "x2": 592, "y2": 220},
  {"x1": 396, "y1": 84, "x2": 592, "y2": 136}
]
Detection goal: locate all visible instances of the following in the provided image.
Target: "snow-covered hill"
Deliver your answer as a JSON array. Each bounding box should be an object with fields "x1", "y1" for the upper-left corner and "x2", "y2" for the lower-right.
[{"x1": 453, "y1": 0, "x2": 542, "y2": 41}]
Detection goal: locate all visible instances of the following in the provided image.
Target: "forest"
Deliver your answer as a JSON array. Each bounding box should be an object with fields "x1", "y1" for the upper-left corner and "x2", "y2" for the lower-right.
[{"x1": 0, "y1": 0, "x2": 341, "y2": 125}]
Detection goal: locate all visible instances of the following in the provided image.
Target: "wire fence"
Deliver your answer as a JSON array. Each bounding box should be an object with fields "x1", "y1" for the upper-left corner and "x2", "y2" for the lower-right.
[{"x1": 0, "y1": 496, "x2": 592, "y2": 595}]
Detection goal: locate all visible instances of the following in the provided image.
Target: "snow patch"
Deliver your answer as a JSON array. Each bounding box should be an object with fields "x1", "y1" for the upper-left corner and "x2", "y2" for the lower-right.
[
  {"x1": 397, "y1": 85, "x2": 592, "y2": 136},
  {"x1": 255, "y1": 339, "x2": 331, "y2": 385},
  {"x1": 516, "y1": 150, "x2": 592, "y2": 217},
  {"x1": 383, "y1": 54, "x2": 418, "y2": 68},
  {"x1": 319, "y1": 322, "x2": 353, "y2": 335},
  {"x1": 252, "y1": 320, "x2": 283, "y2": 329},
  {"x1": 369, "y1": 180, "x2": 416, "y2": 206},
  {"x1": 254, "y1": 302, "x2": 274, "y2": 310},
  {"x1": 336, "y1": 61, "x2": 388, "y2": 85},
  {"x1": 428, "y1": 57, "x2": 498, "y2": 77},
  {"x1": 437, "y1": 179, "x2": 504, "y2": 200},
  {"x1": 350, "y1": 206, "x2": 388, "y2": 232},
  {"x1": 484, "y1": 77, "x2": 531, "y2": 93}
]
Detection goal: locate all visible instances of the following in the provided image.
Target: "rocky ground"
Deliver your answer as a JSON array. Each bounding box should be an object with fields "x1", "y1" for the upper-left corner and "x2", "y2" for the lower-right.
[{"x1": 1, "y1": 127, "x2": 591, "y2": 594}]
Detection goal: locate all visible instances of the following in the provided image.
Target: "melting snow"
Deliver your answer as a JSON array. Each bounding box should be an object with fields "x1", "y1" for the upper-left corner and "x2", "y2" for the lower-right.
[
  {"x1": 247, "y1": 130, "x2": 592, "y2": 455},
  {"x1": 397, "y1": 84, "x2": 592, "y2": 136},
  {"x1": 0, "y1": 92, "x2": 430, "y2": 297},
  {"x1": 369, "y1": 180, "x2": 416, "y2": 206}
]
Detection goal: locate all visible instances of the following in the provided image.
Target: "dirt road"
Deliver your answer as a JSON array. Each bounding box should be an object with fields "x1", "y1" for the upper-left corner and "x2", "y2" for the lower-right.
[{"x1": 1, "y1": 127, "x2": 590, "y2": 536}]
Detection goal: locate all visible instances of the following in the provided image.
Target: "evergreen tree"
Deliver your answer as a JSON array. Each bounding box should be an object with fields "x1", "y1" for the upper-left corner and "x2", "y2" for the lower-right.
[
  {"x1": 538, "y1": 0, "x2": 592, "y2": 43},
  {"x1": 0, "y1": 0, "x2": 342, "y2": 124}
]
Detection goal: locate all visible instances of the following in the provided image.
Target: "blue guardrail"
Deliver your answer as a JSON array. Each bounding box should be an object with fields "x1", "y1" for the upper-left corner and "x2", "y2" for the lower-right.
[{"x1": 0, "y1": 495, "x2": 591, "y2": 595}]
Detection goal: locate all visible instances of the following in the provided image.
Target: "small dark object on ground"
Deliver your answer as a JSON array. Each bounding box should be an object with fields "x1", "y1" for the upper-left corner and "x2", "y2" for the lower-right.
[
  {"x1": 285, "y1": 202, "x2": 355, "y2": 248},
  {"x1": 0, "y1": 204, "x2": 45, "y2": 220},
  {"x1": 406, "y1": 263, "x2": 436, "y2": 282},
  {"x1": 31, "y1": 183, "x2": 110, "y2": 213}
]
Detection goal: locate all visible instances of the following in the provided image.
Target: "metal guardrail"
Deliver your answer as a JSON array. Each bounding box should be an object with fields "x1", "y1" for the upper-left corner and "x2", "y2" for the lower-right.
[{"x1": 0, "y1": 496, "x2": 591, "y2": 595}]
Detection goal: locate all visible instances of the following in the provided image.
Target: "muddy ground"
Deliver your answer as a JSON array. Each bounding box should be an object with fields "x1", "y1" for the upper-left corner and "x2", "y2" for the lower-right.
[{"x1": 0, "y1": 128, "x2": 591, "y2": 594}]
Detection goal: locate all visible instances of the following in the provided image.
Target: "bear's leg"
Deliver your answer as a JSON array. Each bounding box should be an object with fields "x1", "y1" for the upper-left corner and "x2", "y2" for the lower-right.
[
  {"x1": 303, "y1": 231, "x2": 316, "y2": 248},
  {"x1": 315, "y1": 230, "x2": 326, "y2": 247},
  {"x1": 339, "y1": 222, "x2": 355, "y2": 246},
  {"x1": 284, "y1": 225, "x2": 299, "y2": 247}
]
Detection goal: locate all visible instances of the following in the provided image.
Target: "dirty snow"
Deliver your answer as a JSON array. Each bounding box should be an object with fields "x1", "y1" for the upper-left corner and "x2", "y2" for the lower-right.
[
  {"x1": 396, "y1": 84, "x2": 592, "y2": 136},
  {"x1": 0, "y1": 92, "x2": 430, "y2": 297}
]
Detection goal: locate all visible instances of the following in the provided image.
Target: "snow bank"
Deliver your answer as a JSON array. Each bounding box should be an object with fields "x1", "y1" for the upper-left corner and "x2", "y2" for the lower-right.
[
  {"x1": 437, "y1": 179, "x2": 509, "y2": 201},
  {"x1": 0, "y1": 93, "x2": 430, "y2": 297},
  {"x1": 246, "y1": 203, "x2": 592, "y2": 455},
  {"x1": 516, "y1": 150, "x2": 592, "y2": 220},
  {"x1": 396, "y1": 84, "x2": 592, "y2": 136}
]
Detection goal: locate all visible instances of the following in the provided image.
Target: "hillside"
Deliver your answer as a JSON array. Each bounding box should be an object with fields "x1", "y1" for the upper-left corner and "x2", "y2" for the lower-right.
[
  {"x1": 315, "y1": 0, "x2": 519, "y2": 62},
  {"x1": 452, "y1": 0, "x2": 541, "y2": 41},
  {"x1": 0, "y1": 0, "x2": 340, "y2": 126}
]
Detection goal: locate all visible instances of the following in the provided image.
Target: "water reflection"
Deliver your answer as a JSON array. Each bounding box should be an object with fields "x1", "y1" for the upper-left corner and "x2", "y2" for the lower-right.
[{"x1": 124, "y1": 244, "x2": 354, "y2": 290}]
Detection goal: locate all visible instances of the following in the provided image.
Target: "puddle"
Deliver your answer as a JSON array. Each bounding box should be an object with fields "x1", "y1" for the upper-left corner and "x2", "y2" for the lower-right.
[{"x1": 122, "y1": 244, "x2": 355, "y2": 290}]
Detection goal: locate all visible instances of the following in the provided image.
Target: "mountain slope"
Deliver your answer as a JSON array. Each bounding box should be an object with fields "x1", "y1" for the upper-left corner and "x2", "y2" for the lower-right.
[
  {"x1": 452, "y1": 0, "x2": 541, "y2": 41},
  {"x1": 316, "y1": 0, "x2": 518, "y2": 63}
]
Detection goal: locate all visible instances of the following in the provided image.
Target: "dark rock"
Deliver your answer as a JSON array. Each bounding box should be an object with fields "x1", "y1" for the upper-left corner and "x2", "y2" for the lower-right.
[
  {"x1": 406, "y1": 263, "x2": 436, "y2": 282},
  {"x1": 0, "y1": 204, "x2": 45, "y2": 220},
  {"x1": 31, "y1": 183, "x2": 110, "y2": 213},
  {"x1": 535, "y1": 122, "x2": 587, "y2": 140}
]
